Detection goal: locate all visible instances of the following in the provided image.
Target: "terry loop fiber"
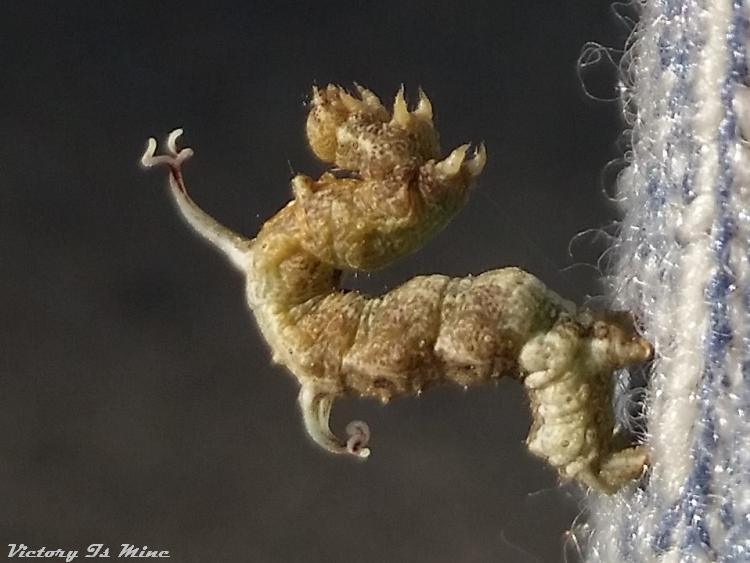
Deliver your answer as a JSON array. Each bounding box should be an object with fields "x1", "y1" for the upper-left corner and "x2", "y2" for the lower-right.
[{"x1": 585, "y1": 1, "x2": 750, "y2": 561}]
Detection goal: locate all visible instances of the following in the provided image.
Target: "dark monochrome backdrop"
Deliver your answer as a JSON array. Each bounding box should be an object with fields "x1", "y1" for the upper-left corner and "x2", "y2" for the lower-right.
[{"x1": 1, "y1": 2, "x2": 628, "y2": 562}]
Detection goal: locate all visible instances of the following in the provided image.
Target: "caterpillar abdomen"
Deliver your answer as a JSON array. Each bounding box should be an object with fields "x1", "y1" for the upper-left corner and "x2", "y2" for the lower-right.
[{"x1": 333, "y1": 268, "x2": 570, "y2": 402}]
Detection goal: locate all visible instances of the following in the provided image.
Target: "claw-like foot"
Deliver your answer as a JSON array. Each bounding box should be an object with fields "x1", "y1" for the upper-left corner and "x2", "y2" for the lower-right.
[
  {"x1": 298, "y1": 385, "x2": 371, "y2": 459},
  {"x1": 141, "y1": 128, "x2": 194, "y2": 185},
  {"x1": 434, "y1": 142, "x2": 486, "y2": 180}
]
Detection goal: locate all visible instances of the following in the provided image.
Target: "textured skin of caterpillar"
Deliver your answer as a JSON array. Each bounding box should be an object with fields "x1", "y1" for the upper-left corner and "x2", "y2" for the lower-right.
[{"x1": 141, "y1": 85, "x2": 653, "y2": 493}]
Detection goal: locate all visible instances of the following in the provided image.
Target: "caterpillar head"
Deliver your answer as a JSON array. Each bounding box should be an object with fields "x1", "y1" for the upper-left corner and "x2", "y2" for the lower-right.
[{"x1": 582, "y1": 310, "x2": 653, "y2": 371}]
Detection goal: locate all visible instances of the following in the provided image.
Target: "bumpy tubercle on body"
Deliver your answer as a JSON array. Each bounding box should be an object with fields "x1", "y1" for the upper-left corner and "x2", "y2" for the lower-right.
[{"x1": 142, "y1": 85, "x2": 653, "y2": 493}]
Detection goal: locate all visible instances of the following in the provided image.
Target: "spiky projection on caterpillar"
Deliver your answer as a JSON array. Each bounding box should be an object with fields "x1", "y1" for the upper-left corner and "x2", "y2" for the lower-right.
[{"x1": 141, "y1": 85, "x2": 653, "y2": 493}]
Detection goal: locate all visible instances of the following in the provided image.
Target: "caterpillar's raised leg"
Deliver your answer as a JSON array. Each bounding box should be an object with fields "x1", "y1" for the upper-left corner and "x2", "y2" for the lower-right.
[
  {"x1": 141, "y1": 128, "x2": 194, "y2": 184},
  {"x1": 298, "y1": 385, "x2": 371, "y2": 459},
  {"x1": 141, "y1": 129, "x2": 250, "y2": 270}
]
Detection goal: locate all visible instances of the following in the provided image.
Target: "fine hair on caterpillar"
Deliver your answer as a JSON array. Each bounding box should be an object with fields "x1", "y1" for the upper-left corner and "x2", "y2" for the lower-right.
[{"x1": 142, "y1": 84, "x2": 653, "y2": 493}]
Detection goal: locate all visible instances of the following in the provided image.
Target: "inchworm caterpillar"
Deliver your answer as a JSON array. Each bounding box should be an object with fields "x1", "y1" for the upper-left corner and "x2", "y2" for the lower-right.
[{"x1": 142, "y1": 85, "x2": 652, "y2": 493}]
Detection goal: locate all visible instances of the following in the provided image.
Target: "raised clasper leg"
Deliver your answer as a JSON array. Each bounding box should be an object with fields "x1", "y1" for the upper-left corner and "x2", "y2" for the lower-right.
[
  {"x1": 141, "y1": 129, "x2": 250, "y2": 269},
  {"x1": 298, "y1": 385, "x2": 371, "y2": 459},
  {"x1": 141, "y1": 128, "x2": 194, "y2": 190}
]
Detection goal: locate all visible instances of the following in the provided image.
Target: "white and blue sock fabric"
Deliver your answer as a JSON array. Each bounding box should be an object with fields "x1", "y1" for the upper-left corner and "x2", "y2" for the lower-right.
[{"x1": 585, "y1": 1, "x2": 750, "y2": 561}]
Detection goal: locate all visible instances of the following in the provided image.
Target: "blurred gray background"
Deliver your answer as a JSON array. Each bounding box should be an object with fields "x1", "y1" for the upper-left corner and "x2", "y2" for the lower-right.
[{"x1": 0, "y1": 2, "x2": 629, "y2": 562}]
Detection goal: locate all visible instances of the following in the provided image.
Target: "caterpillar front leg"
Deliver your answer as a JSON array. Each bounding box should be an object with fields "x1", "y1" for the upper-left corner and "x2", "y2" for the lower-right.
[
  {"x1": 519, "y1": 314, "x2": 651, "y2": 492},
  {"x1": 298, "y1": 385, "x2": 371, "y2": 459},
  {"x1": 520, "y1": 322, "x2": 611, "y2": 490},
  {"x1": 141, "y1": 129, "x2": 251, "y2": 270}
]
